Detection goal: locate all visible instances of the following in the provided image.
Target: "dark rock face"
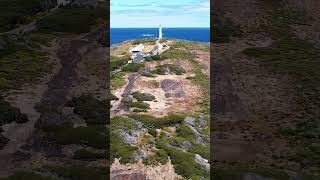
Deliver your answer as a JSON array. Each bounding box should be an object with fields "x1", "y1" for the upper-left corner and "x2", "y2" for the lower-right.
[
  {"x1": 160, "y1": 79, "x2": 186, "y2": 98},
  {"x1": 112, "y1": 173, "x2": 147, "y2": 180},
  {"x1": 12, "y1": 151, "x2": 31, "y2": 161}
]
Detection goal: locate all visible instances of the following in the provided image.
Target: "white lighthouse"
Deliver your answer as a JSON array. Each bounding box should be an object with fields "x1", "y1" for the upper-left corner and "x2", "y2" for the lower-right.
[{"x1": 159, "y1": 24, "x2": 163, "y2": 39}]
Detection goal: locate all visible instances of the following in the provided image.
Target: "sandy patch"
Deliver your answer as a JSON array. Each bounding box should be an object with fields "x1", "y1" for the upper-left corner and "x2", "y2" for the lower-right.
[{"x1": 132, "y1": 74, "x2": 202, "y2": 117}]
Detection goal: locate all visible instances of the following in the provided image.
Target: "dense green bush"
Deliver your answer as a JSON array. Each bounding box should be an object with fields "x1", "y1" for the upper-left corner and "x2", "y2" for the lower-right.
[
  {"x1": 43, "y1": 124, "x2": 107, "y2": 149},
  {"x1": 212, "y1": 13, "x2": 241, "y2": 43},
  {"x1": 160, "y1": 48, "x2": 194, "y2": 60},
  {"x1": 0, "y1": 171, "x2": 57, "y2": 180},
  {"x1": 111, "y1": 59, "x2": 127, "y2": 71},
  {"x1": 122, "y1": 63, "x2": 144, "y2": 72},
  {"x1": 111, "y1": 72, "x2": 126, "y2": 89},
  {"x1": 0, "y1": 44, "x2": 50, "y2": 90},
  {"x1": 147, "y1": 128, "x2": 157, "y2": 137},
  {"x1": 0, "y1": 134, "x2": 9, "y2": 150},
  {"x1": 73, "y1": 149, "x2": 106, "y2": 160},
  {"x1": 132, "y1": 38, "x2": 156, "y2": 45},
  {"x1": 125, "y1": 100, "x2": 150, "y2": 110},
  {"x1": 0, "y1": 97, "x2": 28, "y2": 126},
  {"x1": 176, "y1": 124, "x2": 196, "y2": 139},
  {"x1": 131, "y1": 91, "x2": 155, "y2": 101},
  {"x1": 47, "y1": 165, "x2": 107, "y2": 180},
  {"x1": 70, "y1": 95, "x2": 108, "y2": 125},
  {"x1": 243, "y1": 38, "x2": 320, "y2": 141},
  {"x1": 155, "y1": 137, "x2": 207, "y2": 179},
  {"x1": 110, "y1": 130, "x2": 137, "y2": 163},
  {"x1": 143, "y1": 149, "x2": 168, "y2": 165},
  {"x1": 129, "y1": 114, "x2": 185, "y2": 128},
  {"x1": 0, "y1": 0, "x2": 47, "y2": 32},
  {"x1": 37, "y1": 6, "x2": 106, "y2": 33},
  {"x1": 111, "y1": 116, "x2": 139, "y2": 131},
  {"x1": 111, "y1": 56, "x2": 129, "y2": 71}
]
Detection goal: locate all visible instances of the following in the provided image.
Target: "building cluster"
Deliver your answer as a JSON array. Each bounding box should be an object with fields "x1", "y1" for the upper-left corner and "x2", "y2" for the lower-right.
[{"x1": 128, "y1": 25, "x2": 166, "y2": 64}]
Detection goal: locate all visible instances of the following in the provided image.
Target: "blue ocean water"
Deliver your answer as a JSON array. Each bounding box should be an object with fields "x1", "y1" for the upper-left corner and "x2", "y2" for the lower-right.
[{"x1": 110, "y1": 28, "x2": 210, "y2": 46}]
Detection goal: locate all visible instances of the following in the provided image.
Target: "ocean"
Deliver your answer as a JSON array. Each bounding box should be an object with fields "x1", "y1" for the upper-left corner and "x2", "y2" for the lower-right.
[{"x1": 110, "y1": 28, "x2": 210, "y2": 46}]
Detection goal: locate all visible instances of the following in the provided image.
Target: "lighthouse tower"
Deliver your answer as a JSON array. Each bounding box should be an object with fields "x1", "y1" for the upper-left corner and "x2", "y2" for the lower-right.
[{"x1": 159, "y1": 24, "x2": 163, "y2": 39}]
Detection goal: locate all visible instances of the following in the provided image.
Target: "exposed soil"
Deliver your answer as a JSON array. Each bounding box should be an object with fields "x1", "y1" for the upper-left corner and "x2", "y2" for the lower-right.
[
  {"x1": 212, "y1": 0, "x2": 320, "y2": 177},
  {"x1": 0, "y1": 27, "x2": 107, "y2": 176}
]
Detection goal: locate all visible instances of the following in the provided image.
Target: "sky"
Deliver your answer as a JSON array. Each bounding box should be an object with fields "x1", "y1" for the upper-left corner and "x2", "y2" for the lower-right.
[{"x1": 110, "y1": 0, "x2": 210, "y2": 28}]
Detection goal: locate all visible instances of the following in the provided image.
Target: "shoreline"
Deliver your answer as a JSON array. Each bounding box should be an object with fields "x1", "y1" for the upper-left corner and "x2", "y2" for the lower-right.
[{"x1": 111, "y1": 38, "x2": 210, "y2": 47}]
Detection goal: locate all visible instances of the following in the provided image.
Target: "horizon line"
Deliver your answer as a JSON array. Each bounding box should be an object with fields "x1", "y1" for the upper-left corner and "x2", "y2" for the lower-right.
[{"x1": 110, "y1": 27, "x2": 210, "y2": 29}]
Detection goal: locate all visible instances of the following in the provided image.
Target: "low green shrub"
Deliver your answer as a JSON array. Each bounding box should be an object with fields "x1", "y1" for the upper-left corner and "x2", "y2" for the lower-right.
[
  {"x1": 111, "y1": 72, "x2": 126, "y2": 89},
  {"x1": 147, "y1": 128, "x2": 157, "y2": 137},
  {"x1": 132, "y1": 91, "x2": 155, "y2": 101},
  {"x1": 132, "y1": 38, "x2": 156, "y2": 45},
  {"x1": 122, "y1": 63, "x2": 144, "y2": 72},
  {"x1": 0, "y1": 97, "x2": 28, "y2": 126},
  {"x1": 111, "y1": 116, "x2": 139, "y2": 131},
  {"x1": 153, "y1": 64, "x2": 186, "y2": 75},
  {"x1": 73, "y1": 149, "x2": 106, "y2": 160},
  {"x1": 126, "y1": 100, "x2": 150, "y2": 110},
  {"x1": 143, "y1": 149, "x2": 168, "y2": 165},
  {"x1": 0, "y1": 0, "x2": 47, "y2": 32},
  {"x1": 129, "y1": 114, "x2": 185, "y2": 128},
  {"x1": 110, "y1": 130, "x2": 137, "y2": 163},
  {"x1": 47, "y1": 165, "x2": 107, "y2": 180},
  {"x1": 43, "y1": 124, "x2": 107, "y2": 149},
  {"x1": 160, "y1": 48, "x2": 194, "y2": 60},
  {"x1": 0, "y1": 171, "x2": 57, "y2": 180},
  {"x1": 37, "y1": 6, "x2": 106, "y2": 34},
  {"x1": 176, "y1": 124, "x2": 196, "y2": 140},
  {"x1": 70, "y1": 95, "x2": 108, "y2": 125},
  {"x1": 111, "y1": 56, "x2": 129, "y2": 71},
  {"x1": 0, "y1": 46, "x2": 50, "y2": 90},
  {"x1": 0, "y1": 134, "x2": 9, "y2": 150}
]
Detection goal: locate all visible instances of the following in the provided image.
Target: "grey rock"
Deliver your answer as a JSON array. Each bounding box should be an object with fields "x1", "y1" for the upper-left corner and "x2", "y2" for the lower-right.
[
  {"x1": 133, "y1": 149, "x2": 148, "y2": 161},
  {"x1": 160, "y1": 79, "x2": 186, "y2": 98},
  {"x1": 119, "y1": 129, "x2": 144, "y2": 145},
  {"x1": 180, "y1": 140, "x2": 192, "y2": 151},
  {"x1": 194, "y1": 154, "x2": 210, "y2": 173},
  {"x1": 199, "y1": 116, "x2": 206, "y2": 126},
  {"x1": 184, "y1": 117, "x2": 196, "y2": 126}
]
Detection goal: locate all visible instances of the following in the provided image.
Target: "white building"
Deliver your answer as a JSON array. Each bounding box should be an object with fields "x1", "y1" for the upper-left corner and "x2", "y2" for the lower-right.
[
  {"x1": 57, "y1": 0, "x2": 71, "y2": 6},
  {"x1": 151, "y1": 42, "x2": 163, "y2": 55},
  {"x1": 159, "y1": 25, "x2": 163, "y2": 39},
  {"x1": 129, "y1": 44, "x2": 144, "y2": 59}
]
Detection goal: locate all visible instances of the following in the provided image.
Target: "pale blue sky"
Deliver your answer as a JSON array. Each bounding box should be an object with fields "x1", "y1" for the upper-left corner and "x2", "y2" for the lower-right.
[{"x1": 111, "y1": 0, "x2": 210, "y2": 28}]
